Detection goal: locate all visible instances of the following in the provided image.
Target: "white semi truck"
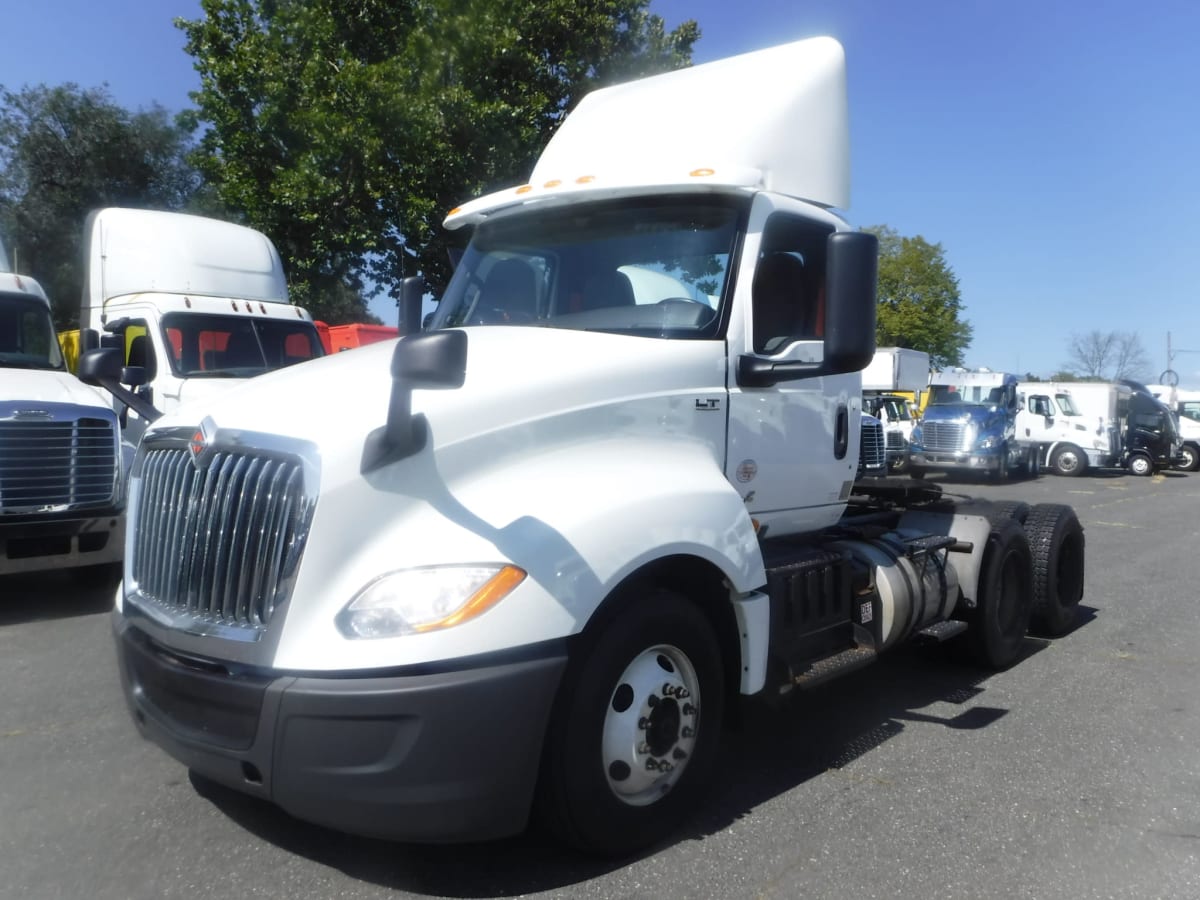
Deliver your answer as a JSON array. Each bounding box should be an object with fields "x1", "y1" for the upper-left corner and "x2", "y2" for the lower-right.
[
  {"x1": 77, "y1": 209, "x2": 325, "y2": 444},
  {"x1": 1145, "y1": 384, "x2": 1200, "y2": 471},
  {"x1": 862, "y1": 347, "x2": 929, "y2": 472},
  {"x1": 1016, "y1": 381, "x2": 1130, "y2": 476},
  {"x1": 0, "y1": 242, "x2": 125, "y2": 579},
  {"x1": 100, "y1": 39, "x2": 1086, "y2": 855}
]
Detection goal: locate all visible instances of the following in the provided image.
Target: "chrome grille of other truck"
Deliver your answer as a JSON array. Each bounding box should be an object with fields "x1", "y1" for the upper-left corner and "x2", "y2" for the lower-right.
[
  {"x1": 130, "y1": 443, "x2": 314, "y2": 634},
  {"x1": 860, "y1": 419, "x2": 886, "y2": 472},
  {"x1": 921, "y1": 421, "x2": 965, "y2": 452},
  {"x1": 885, "y1": 430, "x2": 906, "y2": 451},
  {"x1": 0, "y1": 415, "x2": 118, "y2": 514}
]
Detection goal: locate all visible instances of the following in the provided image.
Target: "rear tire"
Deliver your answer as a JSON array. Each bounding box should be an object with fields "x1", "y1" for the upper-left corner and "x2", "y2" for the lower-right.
[
  {"x1": 963, "y1": 518, "x2": 1033, "y2": 669},
  {"x1": 1026, "y1": 504, "x2": 1086, "y2": 636},
  {"x1": 988, "y1": 501, "x2": 1031, "y2": 525},
  {"x1": 1178, "y1": 444, "x2": 1200, "y2": 472},
  {"x1": 536, "y1": 588, "x2": 725, "y2": 856},
  {"x1": 1050, "y1": 444, "x2": 1087, "y2": 477}
]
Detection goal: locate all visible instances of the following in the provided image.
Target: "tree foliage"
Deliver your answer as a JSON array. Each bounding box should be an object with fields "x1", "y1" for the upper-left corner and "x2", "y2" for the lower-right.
[
  {"x1": 866, "y1": 225, "x2": 972, "y2": 369},
  {"x1": 177, "y1": 0, "x2": 699, "y2": 320},
  {"x1": 0, "y1": 84, "x2": 200, "y2": 327},
  {"x1": 1064, "y1": 330, "x2": 1150, "y2": 382}
]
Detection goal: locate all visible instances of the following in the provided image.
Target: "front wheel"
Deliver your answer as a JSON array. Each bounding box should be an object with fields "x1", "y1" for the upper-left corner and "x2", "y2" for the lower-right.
[
  {"x1": 1050, "y1": 444, "x2": 1086, "y2": 477},
  {"x1": 1127, "y1": 453, "x2": 1153, "y2": 477},
  {"x1": 536, "y1": 588, "x2": 725, "y2": 855}
]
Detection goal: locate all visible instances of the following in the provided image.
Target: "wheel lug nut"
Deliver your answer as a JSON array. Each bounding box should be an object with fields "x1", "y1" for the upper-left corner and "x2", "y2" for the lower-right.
[{"x1": 681, "y1": 726, "x2": 695, "y2": 738}]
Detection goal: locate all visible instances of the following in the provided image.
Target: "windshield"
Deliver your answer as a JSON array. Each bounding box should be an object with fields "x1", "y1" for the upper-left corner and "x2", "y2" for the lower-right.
[
  {"x1": 430, "y1": 197, "x2": 744, "y2": 338},
  {"x1": 928, "y1": 384, "x2": 1004, "y2": 406},
  {"x1": 1054, "y1": 393, "x2": 1079, "y2": 416},
  {"x1": 0, "y1": 293, "x2": 65, "y2": 371},
  {"x1": 160, "y1": 312, "x2": 323, "y2": 377},
  {"x1": 877, "y1": 397, "x2": 910, "y2": 421}
]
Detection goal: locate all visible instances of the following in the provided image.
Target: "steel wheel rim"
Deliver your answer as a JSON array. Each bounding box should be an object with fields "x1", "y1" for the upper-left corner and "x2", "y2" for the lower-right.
[
  {"x1": 1057, "y1": 450, "x2": 1080, "y2": 474},
  {"x1": 601, "y1": 643, "x2": 700, "y2": 807}
]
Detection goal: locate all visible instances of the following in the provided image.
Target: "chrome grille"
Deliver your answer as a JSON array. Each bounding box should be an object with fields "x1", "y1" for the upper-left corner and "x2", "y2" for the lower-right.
[
  {"x1": 886, "y1": 430, "x2": 906, "y2": 451},
  {"x1": 131, "y1": 446, "x2": 312, "y2": 632},
  {"x1": 921, "y1": 421, "x2": 965, "y2": 452},
  {"x1": 860, "y1": 419, "x2": 886, "y2": 472},
  {"x1": 0, "y1": 418, "x2": 117, "y2": 513}
]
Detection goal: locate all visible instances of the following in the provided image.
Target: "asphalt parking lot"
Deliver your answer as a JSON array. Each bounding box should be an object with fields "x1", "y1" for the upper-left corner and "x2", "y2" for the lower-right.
[{"x1": 2, "y1": 467, "x2": 1199, "y2": 900}]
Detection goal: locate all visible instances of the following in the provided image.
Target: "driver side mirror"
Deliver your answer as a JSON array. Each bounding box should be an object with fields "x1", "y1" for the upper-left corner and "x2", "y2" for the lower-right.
[
  {"x1": 737, "y1": 231, "x2": 878, "y2": 387},
  {"x1": 77, "y1": 348, "x2": 161, "y2": 423}
]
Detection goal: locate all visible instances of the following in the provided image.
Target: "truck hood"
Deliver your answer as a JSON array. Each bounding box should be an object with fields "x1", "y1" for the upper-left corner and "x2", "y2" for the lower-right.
[
  {"x1": 145, "y1": 327, "x2": 726, "y2": 461},
  {"x1": 0, "y1": 367, "x2": 110, "y2": 411}
]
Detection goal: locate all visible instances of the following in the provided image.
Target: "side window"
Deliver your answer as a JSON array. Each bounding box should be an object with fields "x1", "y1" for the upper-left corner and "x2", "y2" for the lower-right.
[
  {"x1": 1029, "y1": 395, "x2": 1053, "y2": 417},
  {"x1": 752, "y1": 213, "x2": 832, "y2": 354},
  {"x1": 1180, "y1": 401, "x2": 1200, "y2": 423},
  {"x1": 1055, "y1": 393, "x2": 1079, "y2": 416},
  {"x1": 123, "y1": 321, "x2": 157, "y2": 381}
]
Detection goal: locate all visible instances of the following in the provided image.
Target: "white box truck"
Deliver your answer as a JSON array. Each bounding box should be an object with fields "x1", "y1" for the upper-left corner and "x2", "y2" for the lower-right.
[
  {"x1": 1016, "y1": 381, "x2": 1130, "y2": 476},
  {"x1": 861, "y1": 347, "x2": 928, "y2": 472},
  {"x1": 103, "y1": 38, "x2": 1086, "y2": 855},
  {"x1": 0, "y1": 244, "x2": 125, "y2": 580}
]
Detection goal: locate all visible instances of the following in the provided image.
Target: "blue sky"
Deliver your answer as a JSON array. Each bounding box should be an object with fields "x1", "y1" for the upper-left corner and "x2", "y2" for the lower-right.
[{"x1": 3, "y1": 1, "x2": 1198, "y2": 385}]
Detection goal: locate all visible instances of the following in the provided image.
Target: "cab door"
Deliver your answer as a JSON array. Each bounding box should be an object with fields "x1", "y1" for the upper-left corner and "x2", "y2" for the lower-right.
[{"x1": 725, "y1": 194, "x2": 859, "y2": 537}]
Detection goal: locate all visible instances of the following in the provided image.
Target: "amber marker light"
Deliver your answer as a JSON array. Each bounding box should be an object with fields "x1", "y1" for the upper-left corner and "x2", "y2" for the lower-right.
[
  {"x1": 516, "y1": 184, "x2": 533, "y2": 194},
  {"x1": 576, "y1": 175, "x2": 596, "y2": 184},
  {"x1": 448, "y1": 206, "x2": 462, "y2": 216},
  {"x1": 690, "y1": 168, "x2": 716, "y2": 177},
  {"x1": 414, "y1": 564, "x2": 528, "y2": 632},
  {"x1": 543, "y1": 179, "x2": 562, "y2": 188}
]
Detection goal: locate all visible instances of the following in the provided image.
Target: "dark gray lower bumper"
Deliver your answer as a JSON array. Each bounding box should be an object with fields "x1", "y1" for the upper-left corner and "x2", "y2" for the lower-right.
[
  {"x1": 115, "y1": 617, "x2": 568, "y2": 843},
  {"x1": 0, "y1": 512, "x2": 123, "y2": 575}
]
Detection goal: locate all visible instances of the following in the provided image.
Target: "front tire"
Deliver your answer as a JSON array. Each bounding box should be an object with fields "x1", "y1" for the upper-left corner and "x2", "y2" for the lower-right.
[
  {"x1": 1127, "y1": 453, "x2": 1153, "y2": 477},
  {"x1": 1050, "y1": 444, "x2": 1087, "y2": 477},
  {"x1": 536, "y1": 588, "x2": 725, "y2": 856}
]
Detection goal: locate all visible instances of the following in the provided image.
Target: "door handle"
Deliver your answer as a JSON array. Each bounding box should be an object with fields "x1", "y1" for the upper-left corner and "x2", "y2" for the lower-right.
[{"x1": 834, "y1": 404, "x2": 848, "y2": 459}]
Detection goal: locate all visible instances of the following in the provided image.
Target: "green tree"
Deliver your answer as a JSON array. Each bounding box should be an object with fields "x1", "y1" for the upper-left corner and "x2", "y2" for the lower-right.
[
  {"x1": 0, "y1": 84, "x2": 200, "y2": 327},
  {"x1": 177, "y1": 0, "x2": 699, "y2": 318},
  {"x1": 867, "y1": 225, "x2": 972, "y2": 369}
]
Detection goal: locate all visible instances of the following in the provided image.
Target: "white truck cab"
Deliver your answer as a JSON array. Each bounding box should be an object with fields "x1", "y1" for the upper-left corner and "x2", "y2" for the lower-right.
[
  {"x1": 862, "y1": 347, "x2": 929, "y2": 472},
  {"x1": 0, "y1": 252, "x2": 124, "y2": 578},
  {"x1": 109, "y1": 39, "x2": 1086, "y2": 855},
  {"x1": 78, "y1": 209, "x2": 324, "y2": 443},
  {"x1": 1017, "y1": 381, "x2": 1130, "y2": 476}
]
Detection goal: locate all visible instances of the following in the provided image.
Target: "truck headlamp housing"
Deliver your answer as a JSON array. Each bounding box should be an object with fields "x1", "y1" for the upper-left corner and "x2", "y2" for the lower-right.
[
  {"x1": 337, "y1": 565, "x2": 526, "y2": 639},
  {"x1": 976, "y1": 435, "x2": 998, "y2": 450}
]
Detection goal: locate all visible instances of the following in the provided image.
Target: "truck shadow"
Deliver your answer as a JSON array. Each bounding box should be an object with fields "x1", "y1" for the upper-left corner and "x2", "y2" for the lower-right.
[
  {"x1": 0, "y1": 571, "x2": 115, "y2": 625},
  {"x1": 187, "y1": 624, "x2": 1086, "y2": 896}
]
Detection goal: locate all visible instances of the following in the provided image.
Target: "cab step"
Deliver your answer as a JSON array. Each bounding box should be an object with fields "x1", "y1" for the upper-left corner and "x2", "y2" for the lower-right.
[
  {"x1": 790, "y1": 645, "x2": 878, "y2": 689},
  {"x1": 915, "y1": 620, "x2": 968, "y2": 643}
]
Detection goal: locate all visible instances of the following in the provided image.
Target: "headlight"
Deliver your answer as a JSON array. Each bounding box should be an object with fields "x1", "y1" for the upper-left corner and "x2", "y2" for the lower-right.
[
  {"x1": 976, "y1": 434, "x2": 998, "y2": 450},
  {"x1": 337, "y1": 564, "x2": 526, "y2": 639}
]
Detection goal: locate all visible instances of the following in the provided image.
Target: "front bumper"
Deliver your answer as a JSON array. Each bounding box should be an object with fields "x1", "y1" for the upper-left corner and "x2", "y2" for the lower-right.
[
  {"x1": 115, "y1": 617, "x2": 568, "y2": 843},
  {"x1": 0, "y1": 512, "x2": 123, "y2": 576},
  {"x1": 910, "y1": 449, "x2": 1001, "y2": 472}
]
